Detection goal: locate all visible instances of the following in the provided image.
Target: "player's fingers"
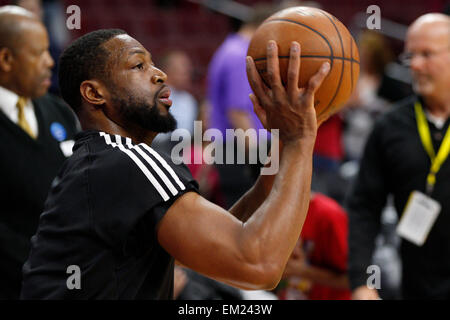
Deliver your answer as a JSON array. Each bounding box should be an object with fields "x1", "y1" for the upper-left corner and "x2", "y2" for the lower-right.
[
  {"x1": 265, "y1": 40, "x2": 285, "y2": 100},
  {"x1": 246, "y1": 56, "x2": 271, "y2": 107},
  {"x1": 306, "y1": 62, "x2": 330, "y2": 98},
  {"x1": 287, "y1": 42, "x2": 301, "y2": 98}
]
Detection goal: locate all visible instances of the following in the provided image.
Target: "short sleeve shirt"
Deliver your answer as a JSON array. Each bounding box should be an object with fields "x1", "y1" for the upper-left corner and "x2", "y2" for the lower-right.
[{"x1": 20, "y1": 130, "x2": 199, "y2": 299}]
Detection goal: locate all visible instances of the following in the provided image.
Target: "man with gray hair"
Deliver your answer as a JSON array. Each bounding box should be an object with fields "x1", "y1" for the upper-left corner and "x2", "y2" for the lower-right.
[{"x1": 348, "y1": 13, "x2": 450, "y2": 299}]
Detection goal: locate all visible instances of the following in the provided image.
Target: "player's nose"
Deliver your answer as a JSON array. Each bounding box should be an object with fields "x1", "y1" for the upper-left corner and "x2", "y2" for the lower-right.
[{"x1": 151, "y1": 67, "x2": 167, "y2": 84}]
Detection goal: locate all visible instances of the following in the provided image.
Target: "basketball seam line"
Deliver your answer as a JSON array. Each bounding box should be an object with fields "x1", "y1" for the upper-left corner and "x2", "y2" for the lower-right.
[
  {"x1": 253, "y1": 55, "x2": 360, "y2": 64},
  {"x1": 350, "y1": 38, "x2": 354, "y2": 93},
  {"x1": 266, "y1": 18, "x2": 335, "y2": 69},
  {"x1": 320, "y1": 12, "x2": 345, "y2": 116}
]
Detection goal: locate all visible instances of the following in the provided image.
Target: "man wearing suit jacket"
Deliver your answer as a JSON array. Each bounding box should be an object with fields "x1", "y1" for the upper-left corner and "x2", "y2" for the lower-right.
[{"x1": 0, "y1": 6, "x2": 78, "y2": 299}]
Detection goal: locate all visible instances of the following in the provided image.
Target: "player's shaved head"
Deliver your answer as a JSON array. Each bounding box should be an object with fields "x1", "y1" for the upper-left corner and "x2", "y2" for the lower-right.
[{"x1": 0, "y1": 5, "x2": 39, "y2": 51}]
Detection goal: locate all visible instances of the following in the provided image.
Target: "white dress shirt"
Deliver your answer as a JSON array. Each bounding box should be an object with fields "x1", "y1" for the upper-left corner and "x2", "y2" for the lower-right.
[
  {"x1": 426, "y1": 109, "x2": 446, "y2": 130},
  {"x1": 0, "y1": 85, "x2": 39, "y2": 137}
]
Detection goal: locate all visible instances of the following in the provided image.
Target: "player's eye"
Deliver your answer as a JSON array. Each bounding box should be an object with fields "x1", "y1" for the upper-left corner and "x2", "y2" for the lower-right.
[{"x1": 133, "y1": 63, "x2": 144, "y2": 70}]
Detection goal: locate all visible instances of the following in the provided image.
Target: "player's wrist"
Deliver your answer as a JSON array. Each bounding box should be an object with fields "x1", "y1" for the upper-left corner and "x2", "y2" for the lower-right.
[{"x1": 282, "y1": 135, "x2": 316, "y2": 151}]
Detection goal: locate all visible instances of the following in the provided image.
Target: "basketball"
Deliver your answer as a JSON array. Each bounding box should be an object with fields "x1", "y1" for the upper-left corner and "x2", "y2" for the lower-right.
[{"x1": 247, "y1": 6, "x2": 360, "y2": 120}]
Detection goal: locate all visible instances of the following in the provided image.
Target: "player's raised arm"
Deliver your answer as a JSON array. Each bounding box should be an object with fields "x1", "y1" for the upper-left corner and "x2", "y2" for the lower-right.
[{"x1": 157, "y1": 40, "x2": 330, "y2": 290}]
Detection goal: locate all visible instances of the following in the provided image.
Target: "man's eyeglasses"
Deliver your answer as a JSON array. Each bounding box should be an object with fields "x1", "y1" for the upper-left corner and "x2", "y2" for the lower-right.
[{"x1": 399, "y1": 47, "x2": 450, "y2": 66}]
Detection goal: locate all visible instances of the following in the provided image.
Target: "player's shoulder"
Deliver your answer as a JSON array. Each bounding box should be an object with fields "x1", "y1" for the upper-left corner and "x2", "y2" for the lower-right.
[
  {"x1": 155, "y1": 148, "x2": 196, "y2": 183},
  {"x1": 80, "y1": 131, "x2": 160, "y2": 171},
  {"x1": 74, "y1": 131, "x2": 197, "y2": 201},
  {"x1": 72, "y1": 130, "x2": 196, "y2": 176}
]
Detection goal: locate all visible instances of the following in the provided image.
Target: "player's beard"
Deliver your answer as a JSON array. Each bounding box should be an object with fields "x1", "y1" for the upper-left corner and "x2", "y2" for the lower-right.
[{"x1": 112, "y1": 90, "x2": 177, "y2": 133}]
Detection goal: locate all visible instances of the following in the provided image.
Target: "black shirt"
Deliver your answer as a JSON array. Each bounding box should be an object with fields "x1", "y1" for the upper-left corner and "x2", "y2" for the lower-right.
[
  {"x1": 21, "y1": 130, "x2": 198, "y2": 299},
  {"x1": 347, "y1": 96, "x2": 450, "y2": 299}
]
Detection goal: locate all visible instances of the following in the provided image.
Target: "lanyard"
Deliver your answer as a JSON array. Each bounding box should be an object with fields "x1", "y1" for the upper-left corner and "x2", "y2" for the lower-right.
[{"x1": 414, "y1": 101, "x2": 450, "y2": 194}]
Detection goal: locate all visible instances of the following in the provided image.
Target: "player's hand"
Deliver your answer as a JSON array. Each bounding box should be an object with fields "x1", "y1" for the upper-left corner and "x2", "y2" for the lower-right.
[
  {"x1": 351, "y1": 285, "x2": 381, "y2": 300},
  {"x1": 247, "y1": 40, "x2": 330, "y2": 144}
]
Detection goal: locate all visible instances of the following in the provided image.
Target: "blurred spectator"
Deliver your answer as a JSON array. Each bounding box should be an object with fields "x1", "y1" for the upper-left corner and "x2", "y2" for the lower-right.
[
  {"x1": 207, "y1": 5, "x2": 273, "y2": 209},
  {"x1": 278, "y1": 0, "x2": 322, "y2": 10},
  {"x1": 311, "y1": 114, "x2": 346, "y2": 203},
  {"x1": 152, "y1": 50, "x2": 199, "y2": 154},
  {"x1": 12, "y1": 0, "x2": 41, "y2": 18},
  {"x1": 342, "y1": 31, "x2": 404, "y2": 299},
  {"x1": 348, "y1": 13, "x2": 450, "y2": 299},
  {"x1": 0, "y1": 5, "x2": 78, "y2": 299},
  {"x1": 342, "y1": 31, "x2": 394, "y2": 161},
  {"x1": 13, "y1": 0, "x2": 70, "y2": 95},
  {"x1": 276, "y1": 193, "x2": 351, "y2": 300},
  {"x1": 184, "y1": 143, "x2": 226, "y2": 208}
]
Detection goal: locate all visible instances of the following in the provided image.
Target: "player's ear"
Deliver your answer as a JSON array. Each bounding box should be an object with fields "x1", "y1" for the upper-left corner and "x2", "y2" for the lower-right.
[{"x1": 80, "y1": 80, "x2": 107, "y2": 108}]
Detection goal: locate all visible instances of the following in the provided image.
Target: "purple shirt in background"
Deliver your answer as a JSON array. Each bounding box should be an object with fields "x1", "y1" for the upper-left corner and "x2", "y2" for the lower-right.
[{"x1": 207, "y1": 34, "x2": 264, "y2": 138}]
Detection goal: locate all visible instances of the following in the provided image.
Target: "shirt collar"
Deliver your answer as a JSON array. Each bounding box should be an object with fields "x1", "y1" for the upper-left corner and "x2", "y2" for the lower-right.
[
  {"x1": 425, "y1": 109, "x2": 446, "y2": 130},
  {"x1": 0, "y1": 86, "x2": 20, "y2": 118},
  {"x1": 418, "y1": 96, "x2": 448, "y2": 130}
]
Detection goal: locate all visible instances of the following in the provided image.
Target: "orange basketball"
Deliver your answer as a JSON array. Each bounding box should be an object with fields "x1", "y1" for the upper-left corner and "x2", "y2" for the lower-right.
[{"x1": 247, "y1": 6, "x2": 360, "y2": 120}]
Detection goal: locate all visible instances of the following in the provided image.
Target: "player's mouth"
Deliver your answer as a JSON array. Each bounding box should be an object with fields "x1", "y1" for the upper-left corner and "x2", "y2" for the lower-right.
[{"x1": 158, "y1": 87, "x2": 172, "y2": 107}]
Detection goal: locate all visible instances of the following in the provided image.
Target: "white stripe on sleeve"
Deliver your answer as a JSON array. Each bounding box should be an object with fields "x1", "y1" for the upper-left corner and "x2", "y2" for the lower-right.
[
  {"x1": 116, "y1": 135, "x2": 179, "y2": 196},
  {"x1": 140, "y1": 143, "x2": 186, "y2": 190},
  {"x1": 99, "y1": 132, "x2": 170, "y2": 201}
]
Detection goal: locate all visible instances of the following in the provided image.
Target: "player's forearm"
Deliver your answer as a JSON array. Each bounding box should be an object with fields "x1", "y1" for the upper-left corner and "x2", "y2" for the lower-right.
[
  {"x1": 229, "y1": 143, "x2": 281, "y2": 222},
  {"x1": 228, "y1": 164, "x2": 276, "y2": 222},
  {"x1": 239, "y1": 138, "x2": 315, "y2": 286}
]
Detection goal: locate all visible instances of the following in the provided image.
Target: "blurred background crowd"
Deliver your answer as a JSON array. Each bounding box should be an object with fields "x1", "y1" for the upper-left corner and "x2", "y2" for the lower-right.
[{"x1": 0, "y1": 0, "x2": 449, "y2": 300}]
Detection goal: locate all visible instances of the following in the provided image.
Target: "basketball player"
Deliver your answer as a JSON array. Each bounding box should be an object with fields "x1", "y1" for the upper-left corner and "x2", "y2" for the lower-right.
[{"x1": 20, "y1": 29, "x2": 330, "y2": 299}]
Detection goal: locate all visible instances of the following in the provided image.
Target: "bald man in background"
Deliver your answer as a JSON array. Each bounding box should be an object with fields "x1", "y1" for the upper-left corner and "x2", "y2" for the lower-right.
[
  {"x1": 0, "y1": 6, "x2": 78, "y2": 299},
  {"x1": 347, "y1": 13, "x2": 450, "y2": 299}
]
